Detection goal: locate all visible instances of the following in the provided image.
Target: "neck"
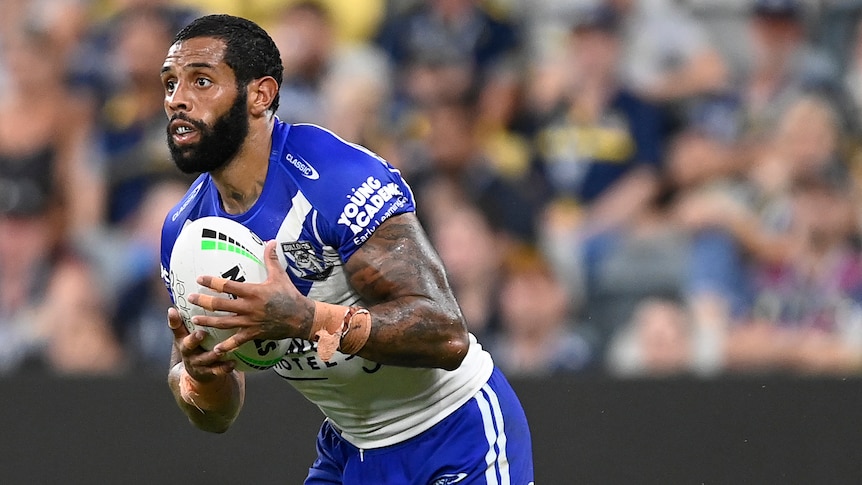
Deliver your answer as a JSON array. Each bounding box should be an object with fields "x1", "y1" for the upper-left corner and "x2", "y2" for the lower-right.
[
  {"x1": 569, "y1": 80, "x2": 614, "y2": 122},
  {"x1": 211, "y1": 116, "x2": 275, "y2": 214}
]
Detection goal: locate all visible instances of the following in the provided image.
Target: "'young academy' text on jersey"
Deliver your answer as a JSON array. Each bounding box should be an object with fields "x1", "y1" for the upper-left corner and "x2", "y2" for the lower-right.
[{"x1": 160, "y1": 119, "x2": 494, "y2": 449}]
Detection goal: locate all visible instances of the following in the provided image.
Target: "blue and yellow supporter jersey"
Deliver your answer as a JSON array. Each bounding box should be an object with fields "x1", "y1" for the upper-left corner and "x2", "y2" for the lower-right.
[{"x1": 536, "y1": 89, "x2": 664, "y2": 203}]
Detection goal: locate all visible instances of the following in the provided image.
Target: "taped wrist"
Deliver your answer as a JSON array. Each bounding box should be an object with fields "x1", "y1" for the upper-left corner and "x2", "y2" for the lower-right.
[
  {"x1": 310, "y1": 301, "x2": 372, "y2": 362},
  {"x1": 178, "y1": 369, "x2": 230, "y2": 413}
]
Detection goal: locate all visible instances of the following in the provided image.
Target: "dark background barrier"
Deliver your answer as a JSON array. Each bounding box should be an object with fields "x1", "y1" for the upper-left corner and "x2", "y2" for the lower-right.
[{"x1": 2, "y1": 374, "x2": 861, "y2": 484}]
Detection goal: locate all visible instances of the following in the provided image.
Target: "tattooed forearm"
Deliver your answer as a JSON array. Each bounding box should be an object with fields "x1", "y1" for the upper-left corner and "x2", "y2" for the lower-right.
[
  {"x1": 344, "y1": 213, "x2": 469, "y2": 370},
  {"x1": 264, "y1": 292, "x2": 315, "y2": 337}
]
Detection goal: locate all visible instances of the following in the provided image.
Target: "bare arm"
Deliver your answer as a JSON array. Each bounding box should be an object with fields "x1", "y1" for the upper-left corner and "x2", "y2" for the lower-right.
[
  {"x1": 640, "y1": 49, "x2": 728, "y2": 102},
  {"x1": 343, "y1": 212, "x2": 469, "y2": 370},
  {"x1": 583, "y1": 165, "x2": 661, "y2": 234},
  {"x1": 188, "y1": 213, "x2": 470, "y2": 371}
]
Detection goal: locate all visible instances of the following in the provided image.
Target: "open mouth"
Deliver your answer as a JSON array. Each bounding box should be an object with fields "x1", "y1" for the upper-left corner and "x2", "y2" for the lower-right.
[{"x1": 169, "y1": 119, "x2": 200, "y2": 145}]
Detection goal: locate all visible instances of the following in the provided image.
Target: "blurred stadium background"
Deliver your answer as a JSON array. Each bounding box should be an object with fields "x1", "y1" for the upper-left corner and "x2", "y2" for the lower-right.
[{"x1": 3, "y1": 0, "x2": 862, "y2": 482}]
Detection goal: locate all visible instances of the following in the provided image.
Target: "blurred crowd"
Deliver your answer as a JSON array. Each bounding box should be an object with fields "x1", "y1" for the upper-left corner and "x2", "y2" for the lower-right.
[{"x1": 3, "y1": 0, "x2": 862, "y2": 379}]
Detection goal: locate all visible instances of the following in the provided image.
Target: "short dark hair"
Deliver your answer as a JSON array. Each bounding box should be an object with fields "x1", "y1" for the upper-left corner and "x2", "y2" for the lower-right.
[{"x1": 173, "y1": 14, "x2": 284, "y2": 112}]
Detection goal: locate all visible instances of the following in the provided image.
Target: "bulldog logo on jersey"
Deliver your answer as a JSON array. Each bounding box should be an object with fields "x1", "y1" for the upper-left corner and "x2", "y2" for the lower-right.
[{"x1": 281, "y1": 241, "x2": 333, "y2": 281}]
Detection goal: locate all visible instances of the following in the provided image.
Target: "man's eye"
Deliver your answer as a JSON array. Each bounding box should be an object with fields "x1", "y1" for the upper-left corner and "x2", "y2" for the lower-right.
[
  {"x1": 195, "y1": 78, "x2": 212, "y2": 87},
  {"x1": 165, "y1": 80, "x2": 176, "y2": 93}
]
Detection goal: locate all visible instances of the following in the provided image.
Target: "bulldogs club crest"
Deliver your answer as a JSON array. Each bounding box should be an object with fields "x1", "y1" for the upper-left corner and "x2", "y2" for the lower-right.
[{"x1": 281, "y1": 241, "x2": 333, "y2": 281}]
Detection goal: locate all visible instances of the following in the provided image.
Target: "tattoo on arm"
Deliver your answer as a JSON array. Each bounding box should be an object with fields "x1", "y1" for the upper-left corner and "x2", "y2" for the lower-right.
[
  {"x1": 344, "y1": 213, "x2": 468, "y2": 369},
  {"x1": 263, "y1": 292, "x2": 316, "y2": 338}
]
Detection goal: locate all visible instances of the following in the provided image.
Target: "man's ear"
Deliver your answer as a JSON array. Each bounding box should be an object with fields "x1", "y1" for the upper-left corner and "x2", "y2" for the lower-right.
[{"x1": 248, "y1": 76, "x2": 279, "y2": 117}]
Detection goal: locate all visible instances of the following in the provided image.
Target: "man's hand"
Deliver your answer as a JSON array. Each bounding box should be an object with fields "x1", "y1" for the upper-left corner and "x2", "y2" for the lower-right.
[
  {"x1": 186, "y1": 240, "x2": 316, "y2": 355},
  {"x1": 167, "y1": 307, "x2": 245, "y2": 432},
  {"x1": 168, "y1": 306, "x2": 235, "y2": 380}
]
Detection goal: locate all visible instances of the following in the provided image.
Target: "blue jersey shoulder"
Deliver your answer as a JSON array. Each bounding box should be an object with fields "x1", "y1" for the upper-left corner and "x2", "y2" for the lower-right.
[
  {"x1": 278, "y1": 123, "x2": 416, "y2": 258},
  {"x1": 280, "y1": 123, "x2": 390, "y2": 179}
]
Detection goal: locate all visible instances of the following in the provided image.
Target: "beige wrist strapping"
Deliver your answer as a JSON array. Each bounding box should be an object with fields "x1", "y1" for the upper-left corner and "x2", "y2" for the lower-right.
[
  {"x1": 310, "y1": 301, "x2": 372, "y2": 362},
  {"x1": 178, "y1": 369, "x2": 230, "y2": 413}
]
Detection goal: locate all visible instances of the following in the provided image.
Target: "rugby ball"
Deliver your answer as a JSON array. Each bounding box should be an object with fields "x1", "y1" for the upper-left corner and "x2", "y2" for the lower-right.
[{"x1": 169, "y1": 216, "x2": 289, "y2": 372}]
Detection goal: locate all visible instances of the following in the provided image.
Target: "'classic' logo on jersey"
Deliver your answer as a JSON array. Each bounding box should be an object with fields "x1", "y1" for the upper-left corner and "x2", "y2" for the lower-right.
[
  {"x1": 281, "y1": 241, "x2": 333, "y2": 281},
  {"x1": 171, "y1": 180, "x2": 204, "y2": 221},
  {"x1": 286, "y1": 153, "x2": 319, "y2": 180}
]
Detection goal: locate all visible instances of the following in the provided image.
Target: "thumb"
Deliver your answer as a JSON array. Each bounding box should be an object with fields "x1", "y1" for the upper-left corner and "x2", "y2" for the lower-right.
[
  {"x1": 264, "y1": 240, "x2": 283, "y2": 277},
  {"x1": 167, "y1": 306, "x2": 190, "y2": 339}
]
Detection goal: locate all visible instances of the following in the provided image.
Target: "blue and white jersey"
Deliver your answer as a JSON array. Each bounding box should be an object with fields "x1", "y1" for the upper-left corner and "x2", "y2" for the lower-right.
[{"x1": 160, "y1": 119, "x2": 494, "y2": 449}]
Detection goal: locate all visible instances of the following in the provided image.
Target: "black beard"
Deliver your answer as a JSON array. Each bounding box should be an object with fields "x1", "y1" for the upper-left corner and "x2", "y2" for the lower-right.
[{"x1": 167, "y1": 88, "x2": 249, "y2": 174}]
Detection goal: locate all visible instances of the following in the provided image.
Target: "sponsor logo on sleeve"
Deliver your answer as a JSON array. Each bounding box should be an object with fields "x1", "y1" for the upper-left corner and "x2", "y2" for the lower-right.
[
  {"x1": 336, "y1": 176, "x2": 408, "y2": 244},
  {"x1": 286, "y1": 153, "x2": 320, "y2": 180}
]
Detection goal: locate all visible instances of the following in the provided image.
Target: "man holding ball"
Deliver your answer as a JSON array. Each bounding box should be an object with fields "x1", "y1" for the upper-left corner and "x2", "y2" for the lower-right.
[{"x1": 159, "y1": 14, "x2": 534, "y2": 484}]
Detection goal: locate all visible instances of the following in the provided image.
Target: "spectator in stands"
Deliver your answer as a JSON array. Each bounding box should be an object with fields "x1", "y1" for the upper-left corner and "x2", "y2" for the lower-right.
[
  {"x1": 718, "y1": 172, "x2": 862, "y2": 376},
  {"x1": 738, "y1": 0, "x2": 839, "y2": 144},
  {"x1": 606, "y1": 297, "x2": 722, "y2": 377},
  {"x1": 36, "y1": 255, "x2": 126, "y2": 375},
  {"x1": 405, "y1": 94, "x2": 541, "y2": 244},
  {"x1": 88, "y1": 6, "x2": 198, "y2": 225},
  {"x1": 488, "y1": 246, "x2": 593, "y2": 377},
  {"x1": 611, "y1": 298, "x2": 688, "y2": 377},
  {"x1": 0, "y1": 30, "x2": 103, "y2": 236},
  {"x1": 578, "y1": 182, "x2": 690, "y2": 363},
  {"x1": 677, "y1": 95, "x2": 845, "y2": 275},
  {"x1": 667, "y1": 97, "x2": 752, "y2": 336},
  {"x1": 375, "y1": 0, "x2": 520, "y2": 84},
  {"x1": 271, "y1": 1, "x2": 336, "y2": 125},
  {"x1": 317, "y1": 32, "x2": 397, "y2": 159},
  {"x1": 81, "y1": 180, "x2": 190, "y2": 373},
  {"x1": 606, "y1": 0, "x2": 730, "y2": 105},
  {"x1": 425, "y1": 188, "x2": 504, "y2": 341},
  {"x1": 531, "y1": 4, "x2": 664, "y2": 307},
  {"x1": 374, "y1": 0, "x2": 522, "y2": 127},
  {"x1": 0, "y1": 30, "x2": 120, "y2": 375},
  {"x1": 535, "y1": 3, "x2": 664, "y2": 222},
  {"x1": 69, "y1": 1, "x2": 200, "y2": 107},
  {"x1": 675, "y1": 94, "x2": 862, "y2": 375}
]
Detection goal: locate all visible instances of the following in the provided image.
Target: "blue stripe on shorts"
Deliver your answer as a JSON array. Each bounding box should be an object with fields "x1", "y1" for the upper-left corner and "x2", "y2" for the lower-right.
[{"x1": 305, "y1": 367, "x2": 534, "y2": 485}]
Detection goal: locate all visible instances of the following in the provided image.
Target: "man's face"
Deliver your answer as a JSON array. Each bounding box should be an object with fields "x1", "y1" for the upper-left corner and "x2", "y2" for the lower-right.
[
  {"x1": 161, "y1": 37, "x2": 250, "y2": 174},
  {"x1": 568, "y1": 29, "x2": 621, "y2": 81},
  {"x1": 750, "y1": 15, "x2": 802, "y2": 66}
]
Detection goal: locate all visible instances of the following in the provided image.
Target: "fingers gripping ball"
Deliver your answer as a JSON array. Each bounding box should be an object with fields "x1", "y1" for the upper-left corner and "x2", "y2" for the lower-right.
[{"x1": 169, "y1": 216, "x2": 289, "y2": 372}]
